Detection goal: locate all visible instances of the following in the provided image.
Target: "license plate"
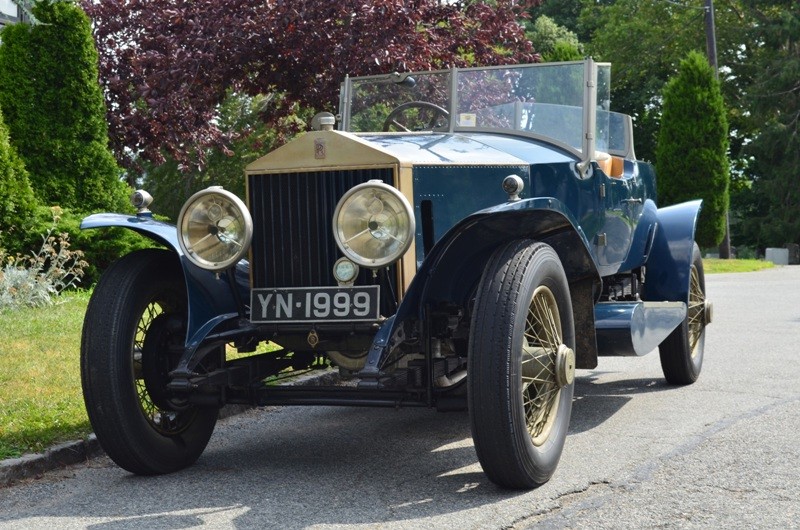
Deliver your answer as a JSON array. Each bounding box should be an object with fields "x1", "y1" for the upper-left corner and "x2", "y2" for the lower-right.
[{"x1": 250, "y1": 286, "x2": 380, "y2": 323}]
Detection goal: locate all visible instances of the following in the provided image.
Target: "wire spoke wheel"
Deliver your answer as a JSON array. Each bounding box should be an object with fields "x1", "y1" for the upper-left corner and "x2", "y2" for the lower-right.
[
  {"x1": 81, "y1": 249, "x2": 218, "y2": 475},
  {"x1": 469, "y1": 240, "x2": 575, "y2": 489},
  {"x1": 521, "y1": 286, "x2": 563, "y2": 445},
  {"x1": 659, "y1": 242, "x2": 710, "y2": 385},
  {"x1": 686, "y1": 265, "x2": 705, "y2": 356},
  {"x1": 133, "y1": 302, "x2": 197, "y2": 436}
]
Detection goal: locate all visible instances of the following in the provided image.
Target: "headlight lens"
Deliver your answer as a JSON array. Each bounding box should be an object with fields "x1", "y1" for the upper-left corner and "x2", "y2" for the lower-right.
[
  {"x1": 333, "y1": 180, "x2": 415, "y2": 268},
  {"x1": 177, "y1": 187, "x2": 253, "y2": 271},
  {"x1": 333, "y1": 257, "x2": 360, "y2": 285}
]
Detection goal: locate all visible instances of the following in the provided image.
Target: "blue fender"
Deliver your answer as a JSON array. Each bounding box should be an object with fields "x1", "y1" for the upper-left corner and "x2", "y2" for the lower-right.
[
  {"x1": 81, "y1": 213, "x2": 247, "y2": 349},
  {"x1": 616, "y1": 199, "x2": 659, "y2": 273},
  {"x1": 358, "y1": 198, "x2": 601, "y2": 380},
  {"x1": 403, "y1": 197, "x2": 599, "y2": 321},
  {"x1": 642, "y1": 200, "x2": 702, "y2": 303}
]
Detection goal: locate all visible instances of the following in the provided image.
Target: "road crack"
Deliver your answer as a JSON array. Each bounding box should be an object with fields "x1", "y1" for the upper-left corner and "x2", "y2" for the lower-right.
[{"x1": 503, "y1": 480, "x2": 614, "y2": 529}]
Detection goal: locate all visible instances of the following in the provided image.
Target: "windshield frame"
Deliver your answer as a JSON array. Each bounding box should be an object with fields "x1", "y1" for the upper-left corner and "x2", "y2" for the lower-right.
[{"x1": 338, "y1": 59, "x2": 623, "y2": 171}]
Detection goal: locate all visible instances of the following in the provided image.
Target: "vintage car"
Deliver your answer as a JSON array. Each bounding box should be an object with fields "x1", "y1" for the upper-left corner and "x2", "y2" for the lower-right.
[{"x1": 80, "y1": 59, "x2": 711, "y2": 489}]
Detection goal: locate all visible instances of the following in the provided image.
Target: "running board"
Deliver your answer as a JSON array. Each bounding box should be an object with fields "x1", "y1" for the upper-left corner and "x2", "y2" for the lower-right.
[{"x1": 595, "y1": 301, "x2": 686, "y2": 357}]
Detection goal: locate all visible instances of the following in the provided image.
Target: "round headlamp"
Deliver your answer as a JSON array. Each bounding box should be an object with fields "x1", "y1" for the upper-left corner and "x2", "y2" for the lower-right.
[
  {"x1": 333, "y1": 180, "x2": 415, "y2": 269},
  {"x1": 177, "y1": 187, "x2": 253, "y2": 271}
]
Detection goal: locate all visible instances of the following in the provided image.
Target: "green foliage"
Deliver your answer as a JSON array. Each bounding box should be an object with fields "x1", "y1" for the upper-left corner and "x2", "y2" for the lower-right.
[
  {"x1": 0, "y1": 1, "x2": 146, "y2": 285},
  {"x1": 3, "y1": 205, "x2": 152, "y2": 287},
  {"x1": 0, "y1": 106, "x2": 37, "y2": 242},
  {"x1": 0, "y1": 0, "x2": 129, "y2": 213},
  {"x1": 544, "y1": 40, "x2": 583, "y2": 63},
  {"x1": 732, "y1": 2, "x2": 800, "y2": 250},
  {"x1": 580, "y1": 0, "x2": 688, "y2": 163},
  {"x1": 656, "y1": 51, "x2": 730, "y2": 247},
  {"x1": 702, "y1": 258, "x2": 774, "y2": 274},
  {"x1": 528, "y1": 0, "x2": 584, "y2": 38},
  {"x1": 580, "y1": 0, "x2": 748, "y2": 165},
  {"x1": 139, "y1": 92, "x2": 307, "y2": 221},
  {"x1": 0, "y1": 211, "x2": 87, "y2": 310},
  {"x1": 526, "y1": 15, "x2": 582, "y2": 62}
]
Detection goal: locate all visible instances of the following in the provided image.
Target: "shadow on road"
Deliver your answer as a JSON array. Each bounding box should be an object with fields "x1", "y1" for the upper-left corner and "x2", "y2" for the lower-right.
[
  {"x1": 0, "y1": 372, "x2": 684, "y2": 529},
  {"x1": 570, "y1": 373, "x2": 677, "y2": 435}
]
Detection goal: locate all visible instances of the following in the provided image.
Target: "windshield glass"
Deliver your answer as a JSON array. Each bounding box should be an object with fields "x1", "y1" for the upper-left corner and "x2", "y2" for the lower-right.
[
  {"x1": 341, "y1": 61, "x2": 615, "y2": 156},
  {"x1": 345, "y1": 70, "x2": 452, "y2": 133}
]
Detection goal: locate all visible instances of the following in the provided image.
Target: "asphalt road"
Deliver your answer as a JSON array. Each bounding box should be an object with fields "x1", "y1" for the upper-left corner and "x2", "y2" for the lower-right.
[{"x1": 1, "y1": 266, "x2": 799, "y2": 529}]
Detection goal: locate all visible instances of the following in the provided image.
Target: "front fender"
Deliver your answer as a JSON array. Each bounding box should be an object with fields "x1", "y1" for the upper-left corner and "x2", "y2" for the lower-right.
[
  {"x1": 81, "y1": 213, "x2": 246, "y2": 348},
  {"x1": 360, "y1": 198, "x2": 602, "y2": 379},
  {"x1": 642, "y1": 200, "x2": 702, "y2": 303},
  {"x1": 400, "y1": 197, "x2": 600, "y2": 321}
]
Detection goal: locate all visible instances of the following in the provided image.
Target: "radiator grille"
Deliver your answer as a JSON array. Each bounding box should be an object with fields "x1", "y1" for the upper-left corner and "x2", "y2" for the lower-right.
[{"x1": 248, "y1": 168, "x2": 395, "y2": 289}]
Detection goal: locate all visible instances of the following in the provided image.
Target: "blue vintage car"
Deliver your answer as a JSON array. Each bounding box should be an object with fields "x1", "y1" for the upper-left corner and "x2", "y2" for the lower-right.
[{"x1": 81, "y1": 59, "x2": 711, "y2": 489}]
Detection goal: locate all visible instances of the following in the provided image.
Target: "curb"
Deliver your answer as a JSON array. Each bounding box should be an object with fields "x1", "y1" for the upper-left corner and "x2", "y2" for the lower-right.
[
  {"x1": 0, "y1": 435, "x2": 104, "y2": 489},
  {"x1": 0, "y1": 368, "x2": 340, "y2": 488}
]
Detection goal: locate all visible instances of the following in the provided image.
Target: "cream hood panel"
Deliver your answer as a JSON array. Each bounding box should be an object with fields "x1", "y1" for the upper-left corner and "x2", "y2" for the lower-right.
[{"x1": 246, "y1": 130, "x2": 400, "y2": 174}]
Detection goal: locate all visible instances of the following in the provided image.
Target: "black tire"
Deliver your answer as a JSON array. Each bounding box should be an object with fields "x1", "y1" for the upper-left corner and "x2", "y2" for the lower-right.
[
  {"x1": 659, "y1": 242, "x2": 708, "y2": 385},
  {"x1": 468, "y1": 240, "x2": 576, "y2": 489},
  {"x1": 81, "y1": 249, "x2": 218, "y2": 475}
]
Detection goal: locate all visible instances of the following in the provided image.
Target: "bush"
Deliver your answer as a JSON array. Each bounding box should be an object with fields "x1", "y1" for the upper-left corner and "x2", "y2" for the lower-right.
[
  {"x1": 656, "y1": 51, "x2": 730, "y2": 247},
  {"x1": 0, "y1": 212, "x2": 87, "y2": 310},
  {"x1": 526, "y1": 15, "x2": 582, "y2": 62},
  {"x1": 0, "y1": 0, "x2": 129, "y2": 213},
  {"x1": 2, "y1": 205, "x2": 154, "y2": 287},
  {"x1": 0, "y1": 106, "x2": 37, "y2": 240}
]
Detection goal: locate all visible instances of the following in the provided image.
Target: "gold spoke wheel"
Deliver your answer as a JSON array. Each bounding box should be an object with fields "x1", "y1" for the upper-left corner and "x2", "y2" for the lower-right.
[
  {"x1": 522, "y1": 286, "x2": 574, "y2": 446},
  {"x1": 469, "y1": 241, "x2": 575, "y2": 489}
]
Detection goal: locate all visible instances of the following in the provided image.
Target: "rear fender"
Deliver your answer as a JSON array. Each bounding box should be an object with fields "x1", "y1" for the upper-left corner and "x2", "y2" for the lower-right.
[
  {"x1": 81, "y1": 214, "x2": 246, "y2": 349},
  {"x1": 642, "y1": 200, "x2": 702, "y2": 303},
  {"x1": 360, "y1": 198, "x2": 603, "y2": 380},
  {"x1": 617, "y1": 199, "x2": 658, "y2": 273}
]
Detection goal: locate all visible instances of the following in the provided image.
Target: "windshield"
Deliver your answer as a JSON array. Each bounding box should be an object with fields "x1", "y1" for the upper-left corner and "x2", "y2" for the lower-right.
[
  {"x1": 340, "y1": 61, "x2": 622, "y2": 158},
  {"x1": 344, "y1": 70, "x2": 453, "y2": 133}
]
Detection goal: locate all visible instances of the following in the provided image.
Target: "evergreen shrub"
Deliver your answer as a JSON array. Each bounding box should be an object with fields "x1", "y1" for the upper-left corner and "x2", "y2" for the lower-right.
[
  {"x1": 656, "y1": 51, "x2": 730, "y2": 247},
  {"x1": 0, "y1": 0, "x2": 129, "y2": 213},
  {"x1": 0, "y1": 107, "x2": 37, "y2": 244}
]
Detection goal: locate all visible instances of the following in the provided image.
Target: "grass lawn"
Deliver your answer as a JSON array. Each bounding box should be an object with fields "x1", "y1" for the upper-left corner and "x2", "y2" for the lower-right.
[
  {"x1": 703, "y1": 258, "x2": 775, "y2": 274},
  {"x1": 0, "y1": 291, "x2": 92, "y2": 460}
]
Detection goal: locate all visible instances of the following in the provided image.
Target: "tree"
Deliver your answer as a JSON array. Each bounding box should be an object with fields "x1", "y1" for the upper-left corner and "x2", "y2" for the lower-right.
[
  {"x1": 580, "y1": 0, "x2": 748, "y2": 165},
  {"x1": 526, "y1": 15, "x2": 582, "y2": 62},
  {"x1": 140, "y1": 92, "x2": 291, "y2": 221},
  {"x1": 79, "y1": 0, "x2": 539, "y2": 173},
  {"x1": 528, "y1": 0, "x2": 583, "y2": 38},
  {"x1": 0, "y1": 0, "x2": 129, "y2": 212},
  {"x1": 0, "y1": 106, "x2": 37, "y2": 245},
  {"x1": 656, "y1": 51, "x2": 729, "y2": 248},
  {"x1": 732, "y1": 1, "x2": 800, "y2": 251}
]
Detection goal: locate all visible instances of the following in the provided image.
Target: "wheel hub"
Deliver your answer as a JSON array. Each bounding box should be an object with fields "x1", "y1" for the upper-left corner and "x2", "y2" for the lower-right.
[
  {"x1": 703, "y1": 300, "x2": 713, "y2": 325},
  {"x1": 555, "y1": 344, "x2": 575, "y2": 388},
  {"x1": 141, "y1": 313, "x2": 189, "y2": 412}
]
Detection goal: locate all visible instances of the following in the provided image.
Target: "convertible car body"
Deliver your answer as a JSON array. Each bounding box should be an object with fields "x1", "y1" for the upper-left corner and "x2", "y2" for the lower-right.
[{"x1": 81, "y1": 59, "x2": 711, "y2": 489}]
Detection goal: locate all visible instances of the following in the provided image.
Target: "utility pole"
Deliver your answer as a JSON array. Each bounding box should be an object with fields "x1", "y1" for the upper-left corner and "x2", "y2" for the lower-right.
[
  {"x1": 705, "y1": 0, "x2": 732, "y2": 259},
  {"x1": 704, "y1": 0, "x2": 718, "y2": 74}
]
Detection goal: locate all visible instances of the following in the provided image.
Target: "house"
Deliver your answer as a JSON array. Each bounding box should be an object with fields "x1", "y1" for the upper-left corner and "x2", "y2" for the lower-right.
[{"x1": 0, "y1": 1, "x2": 27, "y2": 30}]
